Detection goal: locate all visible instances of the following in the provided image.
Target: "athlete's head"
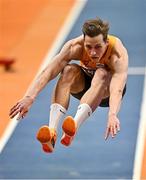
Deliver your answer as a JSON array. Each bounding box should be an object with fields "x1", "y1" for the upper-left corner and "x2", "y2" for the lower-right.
[
  {"x1": 82, "y1": 17, "x2": 109, "y2": 41},
  {"x1": 82, "y1": 17, "x2": 109, "y2": 61}
]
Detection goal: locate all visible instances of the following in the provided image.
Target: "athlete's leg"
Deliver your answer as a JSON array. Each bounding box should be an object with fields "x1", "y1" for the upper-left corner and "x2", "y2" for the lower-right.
[
  {"x1": 52, "y1": 63, "x2": 85, "y2": 109},
  {"x1": 37, "y1": 64, "x2": 86, "y2": 152},
  {"x1": 74, "y1": 68, "x2": 112, "y2": 128},
  {"x1": 49, "y1": 64, "x2": 85, "y2": 132},
  {"x1": 80, "y1": 67, "x2": 111, "y2": 111}
]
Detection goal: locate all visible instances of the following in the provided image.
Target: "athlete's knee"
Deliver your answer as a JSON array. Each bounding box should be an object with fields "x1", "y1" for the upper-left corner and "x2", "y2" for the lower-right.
[
  {"x1": 91, "y1": 68, "x2": 109, "y2": 87},
  {"x1": 62, "y1": 64, "x2": 80, "y2": 75},
  {"x1": 96, "y1": 68, "x2": 109, "y2": 80},
  {"x1": 60, "y1": 64, "x2": 81, "y2": 82}
]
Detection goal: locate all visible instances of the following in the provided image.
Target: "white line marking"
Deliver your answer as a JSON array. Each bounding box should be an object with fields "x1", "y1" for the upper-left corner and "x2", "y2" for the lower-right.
[
  {"x1": 128, "y1": 67, "x2": 146, "y2": 75},
  {"x1": 133, "y1": 66, "x2": 146, "y2": 180},
  {"x1": 0, "y1": 115, "x2": 19, "y2": 154},
  {"x1": 0, "y1": 0, "x2": 87, "y2": 154}
]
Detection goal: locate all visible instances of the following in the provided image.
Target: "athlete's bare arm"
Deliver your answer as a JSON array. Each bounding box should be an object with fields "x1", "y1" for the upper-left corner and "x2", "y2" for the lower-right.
[
  {"x1": 9, "y1": 36, "x2": 83, "y2": 119},
  {"x1": 105, "y1": 38, "x2": 128, "y2": 140}
]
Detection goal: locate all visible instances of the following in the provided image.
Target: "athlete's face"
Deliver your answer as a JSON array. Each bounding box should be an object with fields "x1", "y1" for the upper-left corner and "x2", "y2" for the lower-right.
[{"x1": 84, "y1": 34, "x2": 108, "y2": 62}]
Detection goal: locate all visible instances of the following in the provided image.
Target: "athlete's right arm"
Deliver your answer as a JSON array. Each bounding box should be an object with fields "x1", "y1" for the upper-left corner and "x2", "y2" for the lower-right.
[{"x1": 9, "y1": 39, "x2": 79, "y2": 120}]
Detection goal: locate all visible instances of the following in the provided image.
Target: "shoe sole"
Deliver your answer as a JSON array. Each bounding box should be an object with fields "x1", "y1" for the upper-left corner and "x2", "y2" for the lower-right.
[
  {"x1": 36, "y1": 126, "x2": 53, "y2": 153},
  {"x1": 62, "y1": 116, "x2": 76, "y2": 136},
  {"x1": 36, "y1": 125, "x2": 51, "y2": 143}
]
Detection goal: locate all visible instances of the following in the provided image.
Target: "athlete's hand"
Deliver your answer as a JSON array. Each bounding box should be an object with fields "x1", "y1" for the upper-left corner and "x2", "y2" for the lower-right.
[
  {"x1": 9, "y1": 96, "x2": 34, "y2": 120},
  {"x1": 105, "y1": 114, "x2": 120, "y2": 140}
]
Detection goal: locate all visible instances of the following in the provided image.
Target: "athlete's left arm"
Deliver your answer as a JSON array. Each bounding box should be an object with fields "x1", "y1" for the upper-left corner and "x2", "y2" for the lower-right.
[{"x1": 105, "y1": 40, "x2": 128, "y2": 140}]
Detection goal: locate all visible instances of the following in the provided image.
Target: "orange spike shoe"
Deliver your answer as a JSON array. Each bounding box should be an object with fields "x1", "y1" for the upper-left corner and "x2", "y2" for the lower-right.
[
  {"x1": 36, "y1": 126, "x2": 57, "y2": 153},
  {"x1": 61, "y1": 116, "x2": 77, "y2": 146}
]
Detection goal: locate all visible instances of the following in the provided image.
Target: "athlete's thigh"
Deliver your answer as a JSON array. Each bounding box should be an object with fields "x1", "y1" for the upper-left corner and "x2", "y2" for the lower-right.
[
  {"x1": 91, "y1": 67, "x2": 112, "y2": 97},
  {"x1": 91, "y1": 67, "x2": 111, "y2": 84},
  {"x1": 70, "y1": 64, "x2": 85, "y2": 94}
]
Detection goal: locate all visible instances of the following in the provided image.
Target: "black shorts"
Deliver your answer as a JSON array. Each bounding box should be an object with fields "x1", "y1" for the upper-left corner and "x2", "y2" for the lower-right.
[{"x1": 71, "y1": 67, "x2": 126, "y2": 107}]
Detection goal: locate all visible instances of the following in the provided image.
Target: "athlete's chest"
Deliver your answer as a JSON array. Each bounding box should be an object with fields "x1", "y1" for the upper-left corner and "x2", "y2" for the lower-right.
[{"x1": 81, "y1": 51, "x2": 111, "y2": 70}]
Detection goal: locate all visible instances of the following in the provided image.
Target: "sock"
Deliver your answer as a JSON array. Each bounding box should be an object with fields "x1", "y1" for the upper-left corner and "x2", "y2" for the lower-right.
[
  {"x1": 74, "y1": 103, "x2": 92, "y2": 129},
  {"x1": 49, "y1": 103, "x2": 66, "y2": 131}
]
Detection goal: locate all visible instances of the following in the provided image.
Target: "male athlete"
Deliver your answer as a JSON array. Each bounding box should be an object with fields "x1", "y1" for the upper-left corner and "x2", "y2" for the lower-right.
[{"x1": 9, "y1": 17, "x2": 128, "y2": 153}]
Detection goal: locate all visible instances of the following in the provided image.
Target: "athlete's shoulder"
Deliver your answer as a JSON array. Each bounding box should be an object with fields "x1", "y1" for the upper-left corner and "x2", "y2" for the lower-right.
[
  {"x1": 108, "y1": 35, "x2": 128, "y2": 70},
  {"x1": 109, "y1": 35, "x2": 128, "y2": 58},
  {"x1": 113, "y1": 35, "x2": 127, "y2": 50},
  {"x1": 67, "y1": 35, "x2": 84, "y2": 48},
  {"x1": 108, "y1": 34, "x2": 124, "y2": 45},
  {"x1": 64, "y1": 35, "x2": 84, "y2": 59}
]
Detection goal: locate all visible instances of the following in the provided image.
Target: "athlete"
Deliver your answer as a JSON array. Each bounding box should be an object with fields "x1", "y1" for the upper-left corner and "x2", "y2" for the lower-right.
[{"x1": 9, "y1": 17, "x2": 128, "y2": 153}]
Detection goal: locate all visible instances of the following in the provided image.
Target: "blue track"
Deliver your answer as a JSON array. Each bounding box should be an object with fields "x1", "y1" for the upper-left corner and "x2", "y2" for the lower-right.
[{"x1": 0, "y1": 0, "x2": 146, "y2": 179}]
